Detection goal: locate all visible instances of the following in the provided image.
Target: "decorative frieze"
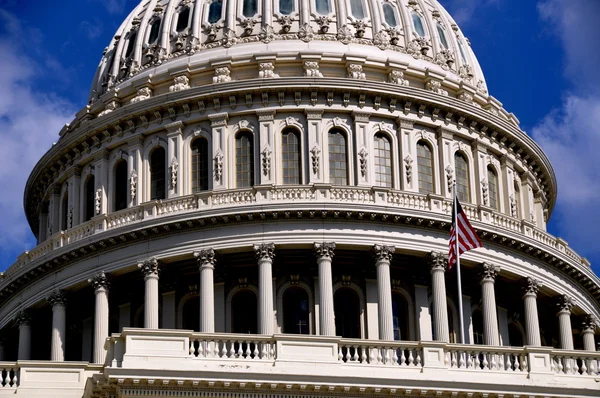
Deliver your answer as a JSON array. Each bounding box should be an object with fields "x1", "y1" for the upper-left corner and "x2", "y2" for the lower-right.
[
  {"x1": 169, "y1": 158, "x2": 179, "y2": 190},
  {"x1": 347, "y1": 64, "x2": 366, "y2": 80},
  {"x1": 169, "y1": 75, "x2": 190, "y2": 92},
  {"x1": 258, "y1": 62, "x2": 279, "y2": 78},
  {"x1": 213, "y1": 67, "x2": 231, "y2": 83},
  {"x1": 303, "y1": 61, "x2": 323, "y2": 77},
  {"x1": 388, "y1": 70, "x2": 409, "y2": 86},
  {"x1": 130, "y1": 87, "x2": 153, "y2": 104}
]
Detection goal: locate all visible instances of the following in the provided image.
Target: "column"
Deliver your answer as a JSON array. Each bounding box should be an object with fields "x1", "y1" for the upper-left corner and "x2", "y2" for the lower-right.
[
  {"x1": 581, "y1": 314, "x2": 597, "y2": 352},
  {"x1": 166, "y1": 121, "x2": 184, "y2": 198},
  {"x1": 195, "y1": 249, "x2": 216, "y2": 333},
  {"x1": 67, "y1": 168, "x2": 81, "y2": 227},
  {"x1": 314, "y1": 242, "x2": 336, "y2": 336},
  {"x1": 16, "y1": 311, "x2": 31, "y2": 360},
  {"x1": 254, "y1": 243, "x2": 275, "y2": 335},
  {"x1": 138, "y1": 258, "x2": 160, "y2": 329},
  {"x1": 428, "y1": 251, "x2": 449, "y2": 343},
  {"x1": 209, "y1": 113, "x2": 228, "y2": 190},
  {"x1": 556, "y1": 295, "x2": 574, "y2": 350},
  {"x1": 373, "y1": 244, "x2": 395, "y2": 341},
  {"x1": 256, "y1": 110, "x2": 276, "y2": 185},
  {"x1": 522, "y1": 277, "x2": 542, "y2": 346},
  {"x1": 479, "y1": 262, "x2": 501, "y2": 346},
  {"x1": 353, "y1": 111, "x2": 371, "y2": 187},
  {"x1": 89, "y1": 272, "x2": 109, "y2": 364},
  {"x1": 48, "y1": 290, "x2": 67, "y2": 361},
  {"x1": 93, "y1": 150, "x2": 109, "y2": 216},
  {"x1": 127, "y1": 137, "x2": 144, "y2": 207}
]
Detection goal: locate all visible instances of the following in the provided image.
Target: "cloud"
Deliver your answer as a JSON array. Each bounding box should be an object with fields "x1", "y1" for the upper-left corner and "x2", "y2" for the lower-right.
[
  {"x1": 93, "y1": 0, "x2": 128, "y2": 15},
  {"x1": 532, "y1": 0, "x2": 600, "y2": 263},
  {"x1": 0, "y1": 11, "x2": 76, "y2": 267},
  {"x1": 80, "y1": 20, "x2": 103, "y2": 40},
  {"x1": 440, "y1": 0, "x2": 500, "y2": 25}
]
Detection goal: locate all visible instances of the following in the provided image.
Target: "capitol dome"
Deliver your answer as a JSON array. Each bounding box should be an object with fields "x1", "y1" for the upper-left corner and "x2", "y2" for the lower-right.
[{"x1": 3, "y1": 0, "x2": 600, "y2": 397}]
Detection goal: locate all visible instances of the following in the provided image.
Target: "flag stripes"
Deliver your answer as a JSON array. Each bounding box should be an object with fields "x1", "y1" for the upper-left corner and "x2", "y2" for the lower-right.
[{"x1": 448, "y1": 196, "x2": 483, "y2": 269}]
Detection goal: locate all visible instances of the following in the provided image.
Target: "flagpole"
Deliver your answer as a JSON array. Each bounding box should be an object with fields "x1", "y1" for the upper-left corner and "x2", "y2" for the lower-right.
[{"x1": 454, "y1": 182, "x2": 466, "y2": 345}]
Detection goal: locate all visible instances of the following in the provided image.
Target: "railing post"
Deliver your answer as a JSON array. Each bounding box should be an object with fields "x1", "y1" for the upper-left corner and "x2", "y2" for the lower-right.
[
  {"x1": 525, "y1": 346, "x2": 553, "y2": 379},
  {"x1": 420, "y1": 341, "x2": 447, "y2": 371}
]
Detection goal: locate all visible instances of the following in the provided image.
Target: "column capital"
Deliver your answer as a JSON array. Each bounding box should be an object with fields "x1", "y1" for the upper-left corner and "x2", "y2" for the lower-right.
[
  {"x1": 194, "y1": 248, "x2": 216, "y2": 269},
  {"x1": 138, "y1": 258, "x2": 160, "y2": 278},
  {"x1": 372, "y1": 244, "x2": 395, "y2": 263},
  {"x1": 88, "y1": 272, "x2": 109, "y2": 292},
  {"x1": 556, "y1": 294, "x2": 574, "y2": 315},
  {"x1": 478, "y1": 262, "x2": 500, "y2": 283},
  {"x1": 254, "y1": 243, "x2": 276, "y2": 261},
  {"x1": 522, "y1": 277, "x2": 541, "y2": 297},
  {"x1": 314, "y1": 242, "x2": 336, "y2": 259},
  {"x1": 15, "y1": 310, "x2": 31, "y2": 327},
  {"x1": 427, "y1": 251, "x2": 448, "y2": 273},
  {"x1": 47, "y1": 290, "x2": 67, "y2": 308},
  {"x1": 581, "y1": 314, "x2": 598, "y2": 334}
]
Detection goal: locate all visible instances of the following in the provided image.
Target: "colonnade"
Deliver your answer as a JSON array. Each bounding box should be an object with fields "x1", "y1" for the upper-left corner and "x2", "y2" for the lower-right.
[{"x1": 11, "y1": 248, "x2": 598, "y2": 363}]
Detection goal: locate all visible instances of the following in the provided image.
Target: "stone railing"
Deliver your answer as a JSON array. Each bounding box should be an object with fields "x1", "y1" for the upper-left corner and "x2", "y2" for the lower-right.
[
  {"x1": 0, "y1": 364, "x2": 18, "y2": 388},
  {"x1": 1, "y1": 186, "x2": 592, "y2": 283}
]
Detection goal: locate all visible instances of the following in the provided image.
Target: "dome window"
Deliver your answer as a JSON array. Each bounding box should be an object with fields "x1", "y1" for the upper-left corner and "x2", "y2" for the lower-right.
[
  {"x1": 148, "y1": 19, "x2": 161, "y2": 44},
  {"x1": 328, "y1": 129, "x2": 348, "y2": 186},
  {"x1": 176, "y1": 7, "x2": 190, "y2": 32},
  {"x1": 513, "y1": 181, "x2": 521, "y2": 218},
  {"x1": 458, "y1": 39, "x2": 468, "y2": 63},
  {"x1": 454, "y1": 152, "x2": 470, "y2": 202},
  {"x1": 279, "y1": 0, "x2": 294, "y2": 15},
  {"x1": 412, "y1": 12, "x2": 425, "y2": 37},
  {"x1": 208, "y1": 0, "x2": 223, "y2": 23},
  {"x1": 236, "y1": 132, "x2": 254, "y2": 188},
  {"x1": 243, "y1": 0, "x2": 258, "y2": 18},
  {"x1": 487, "y1": 166, "x2": 499, "y2": 210},
  {"x1": 283, "y1": 287, "x2": 310, "y2": 334},
  {"x1": 374, "y1": 133, "x2": 392, "y2": 188},
  {"x1": 84, "y1": 175, "x2": 95, "y2": 221},
  {"x1": 150, "y1": 147, "x2": 166, "y2": 200},
  {"x1": 114, "y1": 160, "x2": 128, "y2": 211},
  {"x1": 125, "y1": 32, "x2": 137, "y2": 58},
  {"x1": 349, "y1": 0, "x2": 366, "y2": 20},
  {"x1": 315, "y1": 0, "x2": 331, "y2": 15},
  {"x1": 61, "y1": 191, "x2": 69, "y2": 231},
  {"x1": 191, "y1": 137, "x2": 209, "y2": 192},
  {"x1": 382, "y1": 3, "x2": 398, "y2": 27},
  {"x1": 282, "y1": 129, "x2": 301, "y2": 185},
  {"x1": 417, "y1": 141, "x2": 434, "y2": 194},
  {"x1": 437, "y1": 24, "x2": 448, "y2": 49}
]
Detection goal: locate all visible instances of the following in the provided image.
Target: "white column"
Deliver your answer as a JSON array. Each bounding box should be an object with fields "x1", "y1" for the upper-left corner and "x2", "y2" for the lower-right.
[
  {"x1": 16, "y1": 311, "x2": 31, "y2": 360},
  {"x1": 48, "y1": 291, "x2": 67, "y2": 361},
  {"x1": 138, "y1": 258, "x2": 160, "y2": 329},
  {"x1": 89, "y1": 272, "x2": 109, "y2": 364},
  {"x1": 428, "y1": 251, "x2": 449, "y2": 343},
  {"x1": 166, "y1": 121, "x2": 184, "y2": 198},
  {"x1": 522, "y1": 277, "x2": 542, "y2": 346},
  {"x1": 373, "y1": 245, "x2": 395, "y2": 341},
  {"x1": 581, "y1": 315, "x2": 597, "y2": 352},
  {"x1": 479, "y1": 262, "x2": 501, "y2": 346},
  {"x1": 195, "y1": 248, "x2": 216, "y2": 333},
  {"x1": 556, "y1": 295, "x2": 574, "y2": 350},
  {"x1": 254, "y1": 243, "x2": 275, "y2": 335},
  {"x1": 315, "y1": 242, "x2": 336, "y2": 336}
]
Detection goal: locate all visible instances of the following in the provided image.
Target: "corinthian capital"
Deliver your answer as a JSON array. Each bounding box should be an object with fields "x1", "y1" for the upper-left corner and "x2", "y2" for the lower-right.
[
  {"x1": 194, "y1": 248, "x2": 216, "y2": 269},
  {"x1": 581, "y1": 314, "x2": 598, "y2": 333},
  {"x1": 254, "y1": 243, "x2": 276, "y2": 261},
  {"x1": 88, "y1": 272, "x2": 109, "y2": 292},
  {"x1": 15, "y1": 310, "x2": 31, "y2": 327},
  {"x1": 314, "y1": 242, "x2": 336, "y2": 259},
  {"x1": 373, "y1": 244, "x2": 395, "y2": 263},
  {"x1": 556, "y1": 295, "x2": 574, "y2": 314},
  {"x1": 47, "y1": 290, "x2": 67, "y2": 307},
  {"x1": 427, "y1": 251, "x2": 448, "y2": 272},
  {"x1": 138, "y1": 257, "x2": 160, "y2": 278},
  {"x1": 522, "y1": 277, "x2": 541, "y2": 297},
  {"x1": 478, "y1": 262, "x2": 500, "y2": 282}
]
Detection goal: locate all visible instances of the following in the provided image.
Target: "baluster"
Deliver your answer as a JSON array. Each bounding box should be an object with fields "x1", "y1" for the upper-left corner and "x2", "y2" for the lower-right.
[
  {"x1": 466, "y1": 352, "x2": 473, "y2": 369},
  {"x1": 235, "y1": 340, "x2": 242, "y2": 358},
  {"x1": 221, "y1": 340, "x2": 228, "y2": 358},
  {"x1": 580, "y1": 357, "x2": 587, "y2": 375},
  {"x1": 368, "y1": 347, "x2": 376, "y2": 364},
  {"x1": 352, "y1": 345, "x2": 359, "y2": 362},
  {"x1": 407, "y1": 349, "x2": 415, "y2": 367},
  {"x1": 392, "y1": 347, "x2": 399, "y2": 365},
  {"x1": 491, "y1": 353, "x2": 498, "y2": 370},
  {"x1": 244, "y1": 341, "x2": 251, "y2": 358},
  {"x1": 338, "y1": 346, "x2": 343, "y2": 361},
  {"x1": 450, "y1": 351, "x2": 457, "y2": 368},
  {"x1": 376, "y1": 347, "x2": 383, "y2": 364},
  {"x1": 252, "y1": 341, "x2": 259, "y2": 359},
  {"x1": 189, "y1": 340, "x2": 195, "y2": 356},
  {"x1": 557, "y1": 357, "x2": 564, "y2": 374},
  {"x1": 1, "y1": 368, "x2": 6, "y2": 387},
  {"x1": 399, "y1": 347, "x2": 406, "y2": 366},
  {"x1": 198, "y1": 341, "x2": 206, "y2": 358},
  {"x1": 415, "y1": 350, "x2": 422, "y2": 367},
  {"x1": 225, "y1": 340, "x2": 233, "y2": 358},
  {"x1": 11, "y1": 369, "x2": 17, "y2": 387},
  {"x1": 270, "y1": 343, "x2": 275, "y2": 360},
  {"x1": 360, "y1": 346, "x2": 367, "y2": 363},
  {"x1": 505, "y1": 353, "x2": 511, "y2": 371},
  {"x1": 565, "y1": 357, "x2": 572, "y2": 374},
  {"x1": 550, "y1": 356, "x2": 556, "y2": 373},
  {"x1": 513, "y1": 354, "x2": 520, "y2": 372},
  {"x1": 482, "y1": 353, "x2": 489, "y2": 370}
]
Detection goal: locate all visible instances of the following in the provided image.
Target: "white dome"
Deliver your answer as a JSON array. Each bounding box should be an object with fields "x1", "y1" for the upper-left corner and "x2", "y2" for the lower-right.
[{"x1": 90, "y1": 0, "x2": 487, "y2": 100}]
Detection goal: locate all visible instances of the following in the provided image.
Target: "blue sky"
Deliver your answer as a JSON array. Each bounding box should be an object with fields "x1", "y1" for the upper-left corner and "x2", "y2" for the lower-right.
[{"x1": 0, "y1": 0, "x2": 599, "y2": 273}]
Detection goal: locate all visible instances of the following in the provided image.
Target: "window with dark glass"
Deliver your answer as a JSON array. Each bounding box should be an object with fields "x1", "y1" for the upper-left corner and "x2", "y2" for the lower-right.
[
  {"x1": 508, "y1": 323, "x2": 524, "y2": 347},
  {"x1": 114, "y1": 160, "x2": 128, "y2": 211},
  {"x1": 148, "y1": 19, "x2": 161, "y2": 44},
  {"x1": 334, "y1": 288, "x2": 360, "y2": 338},
  {"x1": 417, "y1": 141, "x2": 434, "y2": 194},
  {"x1": 176, "y1": 7, "x2": 190, "y2": 32},
  {"x1": 412, "y1": 13, "x2": 425, "y2": 37},
  {"x1": 150, "y1": 147, "x2": 166, "y2": 200},
  {"x1": 208, "y1": 0, "x2": 223, "y2": 23},
  {"x1": 487, "y1": 166, "x2": 499, "y2": 210},
  {"x1": 191, "y1": 138, "x2": 209, "y2": 192},
  {"x1": 242, "y1": 0, "x2": 258, "y2": 17},
  {"x1": 315, "y1": 0, "x2": 330, "y2": 14},
  {"x1": 437, "y1": 24, "x2": 448, "y2": 49},
  {"x1": 85, "y1": 175, "x2": 95, "y2": 221},
  {"x1": 61, "y1": 192, "x2": 69, "y2": 230},
  {"x1": 374, "y1": 133, "x2": 392, "y2": 188},
  {"x1": 231, "y1": 290, "x2": 258, "y2": 334},
  {"x1": 349, "y1": 0, "x2": 365, "y2": 19},
  {"x1": 279, "y1": 0, "x2": 294, "y2": 14},
  {"x1": 236, "y1": 132, "x2": 254, "y2": 188},
  {"x1": 282, "y1": 129, "x2": 301, "y2": 184},
  {"x1": 125, "y1": 32, "x2": 137, "y2": 57},
  {"x1": 455, "y1": 152, "x2": 470, "y2": 202},
  {"x1": 513, "y1": 181, "x2": 521, "y2": 218},
  {"x1": 392, "y1": 293, "x2": 409, "y2": 341},
  {"x1": 283, "y1": 287, "x2": 310, "y2": 334},
  {"x1": 328, "y1": 129, "x2": 348, "y2": 185},
  {"x1": 472, "y1": 309, "x2": 484, "y2": 345},
  {"x1": 382, "y1": 3, "x2": 398, "y2": 27},
  {"x1": 182, "y1": 296, "x2": 199, "y2": 331}
]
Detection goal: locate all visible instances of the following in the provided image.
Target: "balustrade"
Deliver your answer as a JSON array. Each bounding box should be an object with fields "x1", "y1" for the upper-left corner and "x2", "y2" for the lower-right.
[
  {"x1": 188, "y1": 334, "x2": 275, "y2": 360},
  {"x1": 0, "y1": 365, "x2": 18, "y2": 388},
  {"x1": 551, "y1": 351, "x2": 600, "y2": 376}
]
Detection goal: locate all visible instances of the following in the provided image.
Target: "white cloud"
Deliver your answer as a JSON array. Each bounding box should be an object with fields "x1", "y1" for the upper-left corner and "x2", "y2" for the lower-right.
[
  {"x1": 80, "y1": 20, "x2": 103, "y2": 40},
  {"x1": 93, "y1": 0, "x2": 128, "y2": 15},
  {"x1": 0, "y1": 12, "x2": 76, "y2": 264},
  {"x1": 439, "y1": 0, "x2": 500, "y2": 26},
  {"x1": 532, "y1": 0, "x2": 600, "y2": 261}
]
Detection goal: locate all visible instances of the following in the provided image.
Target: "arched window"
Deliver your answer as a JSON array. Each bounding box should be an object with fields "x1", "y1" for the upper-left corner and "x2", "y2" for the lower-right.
[
  {"x1": 61, "y1": 192, "x2": 69, "y2": 230},
  {"x1": 416, "y1": 141, "x2": 434, "y2": 194},
  {"x1": 231, "y1": 290, "x2": 257, "y2": 334},
  {"x1": 236, "y1": 132, "x2": 254, "y2": 188},
  {"x1": 125, "y1": 32, "x2": 137, "y2": 57},
  {"x1": 382, "y1": 3, "x2": 398, "y2": 27},
  {"x1": 349, "y1": 0, "x2": 365, "y2": 19},
  {"x1": 148, "y1": 19, "x2": 161, "y2": 44},
  {"x1": 279, "y1": 0, "x2": 294, "y2": 14},
  {"x1": 487, "y1": 166, "x2": 499, "y2": 210},
  {"x1": 282, "y1": 129, "x2": 301, "y2": 184},
  {"x1": 328, "y1": 129, "x2": 348, "y2": 185},
  {"x1": 374, "y1": 133, "x2": 392, "y2": 188},
  {"x1": 191, "y1": 138, "x2": 209, "y2": 192},
  {"x1": 437, "y1": 24, "x2": 448, "y2": 49},
  {"x1": 513, "y1": 181, "x2": 521, "y2": 218},
  {"x1": 84, "y1": 175, "x2": 95, "y2": 221},
  {"x1": 176, "y1": 7, "x2": 190, "y2": 32},
  {"x1": 315, "y1": 0, "x2": 330, "y2": 14},
  {"x1": 282, "y1": 287, "x2": 310, "y2": 334},
  {"x1": 242, "y1": 0, "x2": 258, "y2": 17},
  {"x1": 412, "y1": 13, "x2": 425, "y2": 37},
  {"x1": 458, "y1": 40, "x2": 468, "y2": 63},
  {"x1": 472, "y1": 308, "x2": 484, "y2": 345},
  {"x1": 114, "y1": 160, "x2": 128, "y2": 211},
  {"x1": 334, "y1": 288, "x2": 360, "y2": 338},
  {"x1": 392, "y1": 293, "x2": 409, "y2": 341},
  {"x1": 208, "y1": 0, "x2": 223, "y2": 23},
  {"x1": 454, "y1": 152, "x2": 470, "y2": 202},
  {"x1": 150, "y1": 147, "x2": 166, "y2": 200}
]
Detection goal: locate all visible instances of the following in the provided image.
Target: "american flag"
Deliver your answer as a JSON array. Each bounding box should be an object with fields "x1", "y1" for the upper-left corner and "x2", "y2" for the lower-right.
[{"x1": 448, "y1": 195, "x2": 483, "y2": 269}]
